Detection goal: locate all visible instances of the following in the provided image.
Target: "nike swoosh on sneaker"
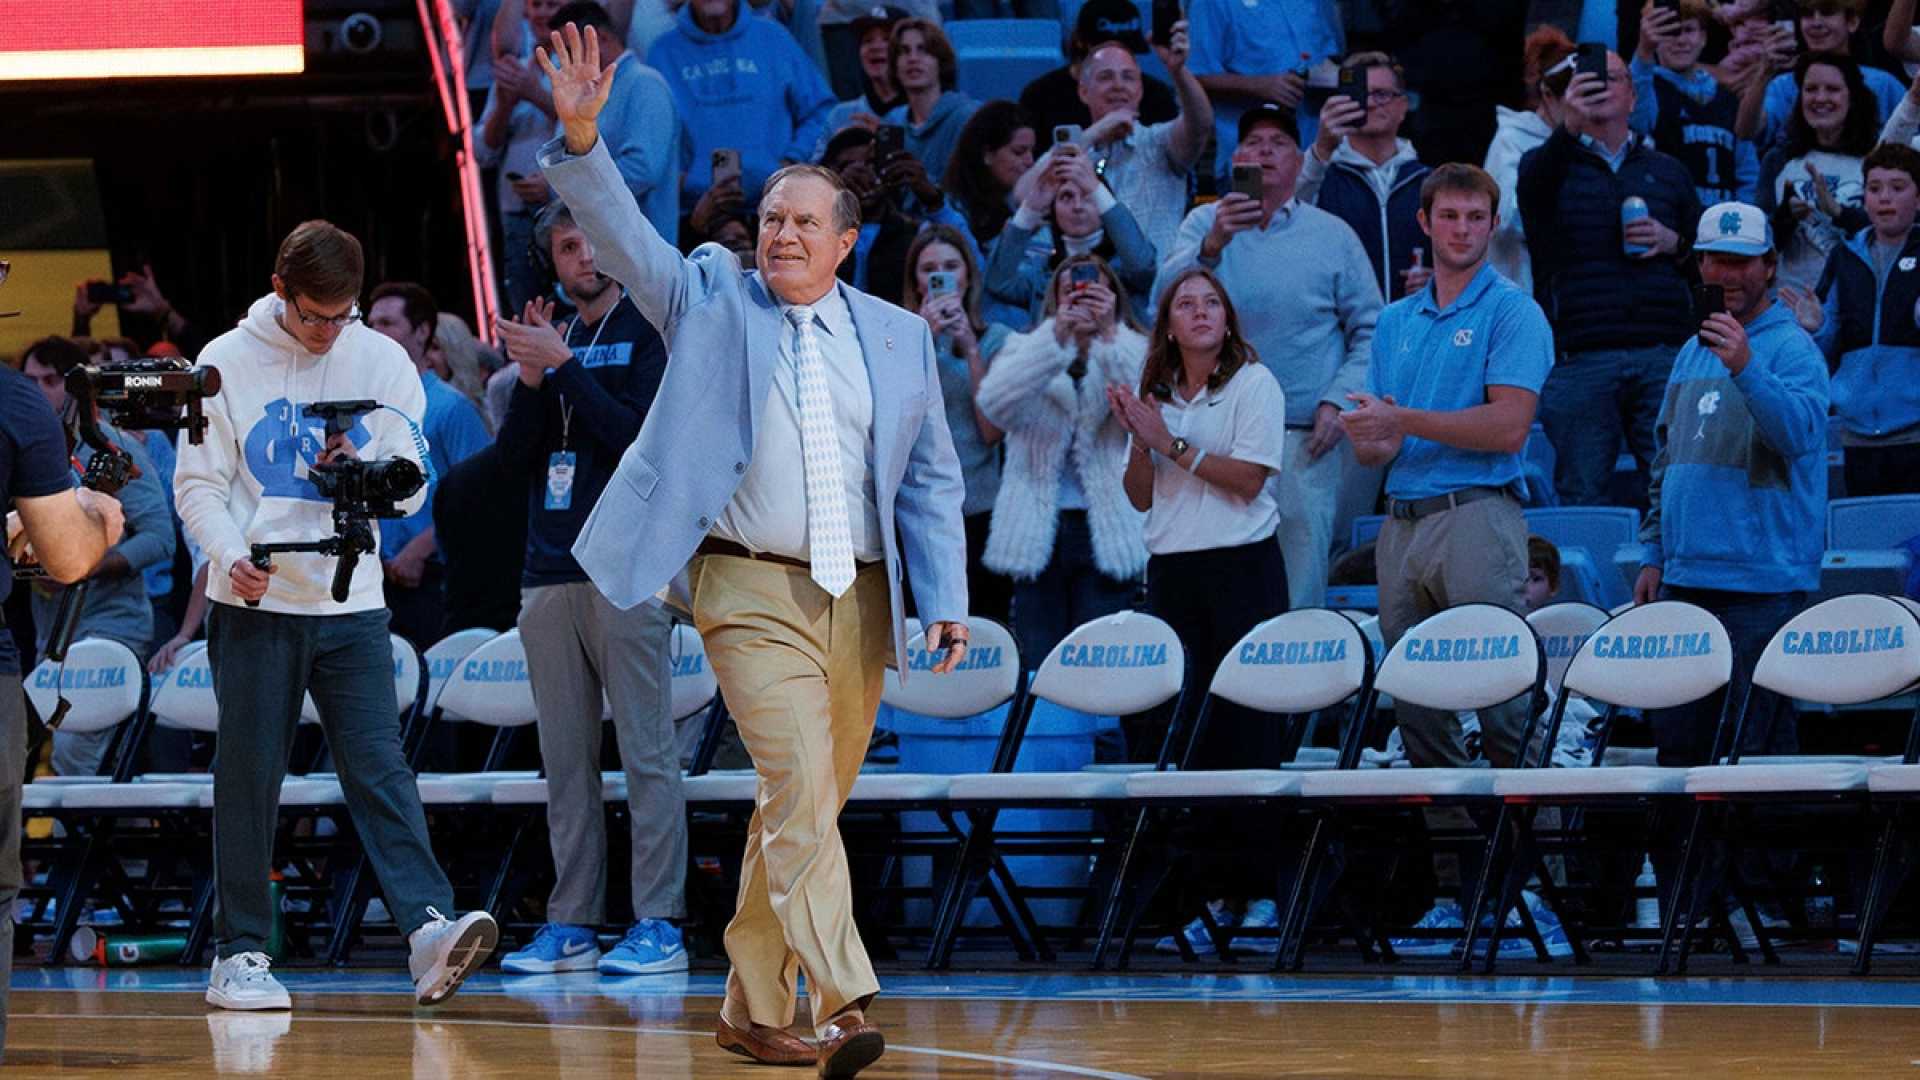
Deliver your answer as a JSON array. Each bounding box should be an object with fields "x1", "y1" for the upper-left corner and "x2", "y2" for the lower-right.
[{"x1": 561, "y1": 941, "x2": 595, "y2": 957}]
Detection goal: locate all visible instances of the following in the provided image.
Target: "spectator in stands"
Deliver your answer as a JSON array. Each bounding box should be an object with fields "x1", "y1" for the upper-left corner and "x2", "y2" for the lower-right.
[
  {"x1": 1634, "y1": 201, "x2": 1827, "y2": 768},
  {"x1": 882, "y1": 19, "x2": 979, "y2": 187},
  {"x1": 20, "y1": 336, "x2": 171, "y2": 776},
  {"x1": 71, "y1": 263, "x2": 210, "y2": 361},
  {"x1": 984, "y1": 143, "x2": 1157, "y2": 324},
  {"x1": 431, "y1": 313, "x2": 496, "y2": 426},
  {"x1": 1342, "y1": 163, "x2": 1554, "y2": 771},
  {"x1": 943, "y1": 100, "x2": 1037, "y2": 246},
  {"x1": 366, "y1": 283, "x2": 494, "y2": 650},
  {"x1": 1633, "y1": 0, "x2": 1761, "y2": 207},
  {"x1": 820, "y1": 127, "x2": 980, "y2": 305},
  {"x1": 1737, "y1": 0, "x2": 1905, "y2": 154},
  {"x1": 1518, "y1": 48, "x2": 1699, "y2": 509},
  {"x1": 816, "y1": 5, "x2": 909, "y2": 157},
  {"x1": 490, "y1": 200, "x2": 685, "y2": 978},
  {"x1": 1113, "y1": 268, "x2": 1289, "y2": 952},
  {"x1": 1187, "y1": 0, "x2": 1343, "y2": 183},
  {"x1": 481, "y1": 0, "x2": 563, "y2": 312},
  {"x1": 552, "y1": 3, "x2": 683, "y2": 240},
  {"x1": 457, "y1": 0, "x2": 504, "y2": 119},
  {"x1": 1069, "y1": 18, "x2": 1213, "y2": 256},
  {"x1": 1525, "y1": 533, "x2": 1561, "y2": 612},
  {"x1": 1485, "y1": 26, "x2": 1576, "y2": 298},
  {"x1": 977, "y1": 255, "x2": 1147, "y2": 671},
  {"x1": 1882, "y1": 58, "x2": 1920, "y2": 146},
  {"x1": 902, "y1": 225, "x2": 1013, "y2": 625},
  {"x1": 1158, "y1": 103, "x2": 1378, "y2": 610},
  {"x1": 1377, "y1": 0, "x2": 1530, "y2": 170},
  {"x1": 816, "y1": 0, "x2": 938, "y2": 100},
  {"x1": 649, "y1": 0, "x2": 836, "y2": 221},
  {"x1": 1783, "y1": 142, "x2": 1920, "y2": 496},
  {"x1": 1302, "y1": 53, "x2": 1431, "y2": 301},
  {"x1": 1021, "y1": 0, "x2": 1179, "y2": 154},
  {"x1": 1759, "y1": 53, "x2": 1877, "y2": 293}
]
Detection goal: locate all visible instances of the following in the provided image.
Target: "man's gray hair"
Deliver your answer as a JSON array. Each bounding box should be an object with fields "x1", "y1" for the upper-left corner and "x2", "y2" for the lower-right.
[{"x1": 763, "y1": 164, "x2": 863, "y2": 233}]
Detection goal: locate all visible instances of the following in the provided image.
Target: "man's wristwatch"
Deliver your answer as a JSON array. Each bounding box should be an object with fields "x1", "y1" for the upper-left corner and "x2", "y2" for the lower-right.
[{"x1": 1168, "y1": 437, "x2": 1191, "y2": 461}]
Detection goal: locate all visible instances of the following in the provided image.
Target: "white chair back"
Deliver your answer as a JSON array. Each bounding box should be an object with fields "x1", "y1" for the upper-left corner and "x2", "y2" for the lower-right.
[
  {"x1": 149, "y1": 641, "x2": 220, "y2": 733},
  {"x1": 433, "y1": 628, "x2": 538, "y2": 727},
  {"x1": 25, "y1": 637, "x2": 144, "y2": 735},
  {"x1": 1209, "y1": 609, "x2": 1370, "y2": 714},
  {"x1": 1563, "y1": 601, "x2": 1732, "y2": 710},
  {"x1": 882, "y1": 617, "x2": 1020, "y2": 718},
  {"x1": 423, "y1": 627, "x2": 498, "y2": 717},
  {"x1": 668, "y1": 622, "x2": 720, "y2": 722},
  {"x1": 1753, "y1": 594, "x2": 1920, "y2": 706},
  {"x1": 1527, "y1": 602, "x2": 1610, "y2": 689},
  {"x1": 1375, "y1": 604, "x2": 1541, "y2": 712},
  {"x1": 1031, "y1": 611, "x2": 1185, "y2": 716}
]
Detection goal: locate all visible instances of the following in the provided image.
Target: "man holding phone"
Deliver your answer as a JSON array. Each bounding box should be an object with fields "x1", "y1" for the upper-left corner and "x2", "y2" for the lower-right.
[
  {"x1": 1300, "y1": 53, "x2": 1430, "y2": 303},
  {"x1": 1157, "y1": 102, "x2": 1380, "y2": 609},
  {"x1": 1634, "y1": 201, "x2": 1827, "y2": 768}
]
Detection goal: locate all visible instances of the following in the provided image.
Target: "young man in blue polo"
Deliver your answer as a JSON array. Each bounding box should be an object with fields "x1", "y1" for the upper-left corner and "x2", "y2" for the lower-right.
[{"x1": 1634, "y1": 202, "x2": 1828, "y2": 767}]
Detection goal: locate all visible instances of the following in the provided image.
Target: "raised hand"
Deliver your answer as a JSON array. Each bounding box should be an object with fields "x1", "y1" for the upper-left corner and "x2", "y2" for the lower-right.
[{"x1": 536, "y1": 22, "x2": 616, "y2": 152}]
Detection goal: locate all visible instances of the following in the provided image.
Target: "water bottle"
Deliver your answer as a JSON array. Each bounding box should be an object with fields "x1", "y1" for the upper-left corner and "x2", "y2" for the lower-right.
[
  {"x1": 1634, "y1": 855, "x2": 1661, "y2": 929},
  {"x1": 266, "y1": 871, "x2": 287, "y2": 961},
  {"x1": 1621, "y1": 196, "x2": 1651, "y2": 256}
]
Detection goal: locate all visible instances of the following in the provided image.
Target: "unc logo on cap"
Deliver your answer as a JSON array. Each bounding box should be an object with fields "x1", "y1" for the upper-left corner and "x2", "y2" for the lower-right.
[
  {"x1": 1452, "y1": 329, "x2": 1474, "y2": 347},
  {"x1": 1718, "y1": 210, "x2": 1743, "y2": 236}
]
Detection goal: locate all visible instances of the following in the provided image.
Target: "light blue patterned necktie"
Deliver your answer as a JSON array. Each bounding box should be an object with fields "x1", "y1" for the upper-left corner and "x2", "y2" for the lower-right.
[{"x1": 785, "y1": 304, "x2": 855, "y2": 596}]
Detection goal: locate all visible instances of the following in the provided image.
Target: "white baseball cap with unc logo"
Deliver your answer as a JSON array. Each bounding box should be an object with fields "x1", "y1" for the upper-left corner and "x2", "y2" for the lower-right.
[{"x1": 1694, "y1": 201, "x2": 1773, "y2": 256}]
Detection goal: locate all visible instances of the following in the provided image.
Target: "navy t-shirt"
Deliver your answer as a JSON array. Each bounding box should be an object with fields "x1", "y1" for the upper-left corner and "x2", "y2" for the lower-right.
[{"x1": 1, "y1": 365, "x2": 79, "y2": 675}]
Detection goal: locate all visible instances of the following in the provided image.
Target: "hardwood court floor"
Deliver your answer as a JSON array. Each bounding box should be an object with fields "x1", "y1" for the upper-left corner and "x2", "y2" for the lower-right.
[{"x1": 5, "y1": 969, "x2": 1920, "y2": 1077}]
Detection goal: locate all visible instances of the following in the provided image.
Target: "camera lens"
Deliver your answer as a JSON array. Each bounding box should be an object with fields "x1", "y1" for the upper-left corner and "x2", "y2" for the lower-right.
[{"x1": 363, "y1": 458, "x2": 425, "y2": 502}]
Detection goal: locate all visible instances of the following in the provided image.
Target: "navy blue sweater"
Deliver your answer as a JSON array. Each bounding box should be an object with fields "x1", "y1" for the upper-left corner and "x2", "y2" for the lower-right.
[
  {"x1": 1517, "y1": 128, "x2": 1701, "y2": 352},
  {"x1": 495, "y1": 294, "x2": 668, "y2": 587},
  {"x1": 1313, "y1": 156, "x2": 1429, "y2": 301}
]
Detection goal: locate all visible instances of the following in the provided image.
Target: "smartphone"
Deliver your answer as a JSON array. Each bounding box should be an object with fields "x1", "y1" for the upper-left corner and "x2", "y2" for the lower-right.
[
  {"x1": 504, "y1": 170, "x2": 525, "y2": 182},
  {"x1": 1069, "y1": 262, "x2": 1099, "y2": 291},
  {"x1": 1052, "y1": 124, "x2": 1083, "y2": 149},
  {"x1": 711, "y1": 148, "x2": 742, "y2": 188},
  {"x1": 1151, "y1": 0, "x2": 1181, "y2": 48},
  {"x1": 872, "y1": 125, "x2": 906, "y2": 163},
  {"x1": 1575, "y1": 42, "x2": 1607, "y2": 81},
  {"x1": 927, "y1": 271, "x2": 958, "y2": 296},
  {"x1": 1651, "y1": 0, "x2": 1679, "y2": 11},
  {"x1": 1692, "y1": 283, "x2": 1725, "y2": 343},
  {"x1": 1336, "y1": 64, "x2": 1370, "y2": 122},
  {"x1": 86, "y1": 281, "x2": 134, "y2": 306},
  {"x1": 1231, "y1": 164, "x2": 1263, "y2": 201}
]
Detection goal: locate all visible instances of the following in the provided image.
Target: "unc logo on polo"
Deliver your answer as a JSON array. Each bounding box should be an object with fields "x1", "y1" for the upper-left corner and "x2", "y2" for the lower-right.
[
  {"x1": 1058, "y1": 643, "x2": 1169, "y2": 669},
  {"x1": 1780, "y1": 625, "x2": 1907, "y2": 656},
  {"x1": 462, "y1": 658, "x2": 530, "y2": 683},
  {"x1": 1452, "y1": 329, "x2": 1474, "y2": 347},
  {"x1": 906, "y1": 645, "x2": 1003, "y2": 673},
  {"x1": 1239, "y1": 638, "x2": 1349, "y2": 666},
  {"x1": 1590, "y1": 632, "x2": 1713, "y2": 660},
  {"x1": 32, "y1": 666, "x2": 128, "y2": 691},
  {"x1": 1401, "y1": 634, "x2": 1522, "y2": 663}
]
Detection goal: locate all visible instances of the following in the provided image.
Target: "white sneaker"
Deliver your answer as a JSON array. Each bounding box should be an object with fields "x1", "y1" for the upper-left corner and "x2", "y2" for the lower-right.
[
  {"x1": 409, "y1": 907, "x2": 499, "y2": 1006},
  {"x1": 206, "y1": 952, "x2": 292, "y2": 1011}
]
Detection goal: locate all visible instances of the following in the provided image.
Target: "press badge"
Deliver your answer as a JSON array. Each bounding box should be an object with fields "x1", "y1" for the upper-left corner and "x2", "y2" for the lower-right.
[{"x1": 545, "y1": 451, "x2": 577, "y2": 510}]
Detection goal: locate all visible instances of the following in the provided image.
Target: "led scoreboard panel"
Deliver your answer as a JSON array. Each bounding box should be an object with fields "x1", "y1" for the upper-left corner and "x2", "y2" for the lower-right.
[{"x1": 0, "y1": 1, "x2": 305, "y2": 81}]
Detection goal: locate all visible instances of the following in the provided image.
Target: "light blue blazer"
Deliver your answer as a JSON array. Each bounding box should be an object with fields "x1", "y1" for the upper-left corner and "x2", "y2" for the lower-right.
[{"x1": 537, "y1": 136, "x2": 970, "y2": 672}]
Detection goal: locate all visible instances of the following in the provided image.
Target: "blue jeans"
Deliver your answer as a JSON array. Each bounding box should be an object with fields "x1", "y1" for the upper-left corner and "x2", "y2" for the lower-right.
[
  {"x1": 1010, "y1": 511, "x2": 1138, "y2": 673},
  {"x1": 1649, "y1": 586, "x2": 1806, "y2": 768},
  {"x1": 1539, "y1": 344, "x2": 1677, "y2": 507},
  {"x1": 207, "y1": 604, "x2": 454, "y2": 956}
]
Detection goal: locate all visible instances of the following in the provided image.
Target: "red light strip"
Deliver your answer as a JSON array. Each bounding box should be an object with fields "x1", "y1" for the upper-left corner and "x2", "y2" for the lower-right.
[{"x1": 416, "y1": 0, "x2": 501, "y2": 346}]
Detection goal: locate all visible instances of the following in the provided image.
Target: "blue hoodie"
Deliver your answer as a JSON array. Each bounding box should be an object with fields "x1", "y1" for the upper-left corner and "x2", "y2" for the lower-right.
[
  {"x1": 648, "y1": 0, "x2": 836, "y2": 212},
  {"x1": 1812, "y1": 226, "x2": 1920, "y2": 441},
  {"x1": 1640, "y1": 302, "x2": 1829, "y2": 595}
]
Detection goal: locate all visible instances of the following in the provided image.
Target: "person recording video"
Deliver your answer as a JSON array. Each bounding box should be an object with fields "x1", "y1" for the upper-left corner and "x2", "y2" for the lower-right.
[{"x1": 172, "y1": 220, "x2": 498, "y2": 1014}]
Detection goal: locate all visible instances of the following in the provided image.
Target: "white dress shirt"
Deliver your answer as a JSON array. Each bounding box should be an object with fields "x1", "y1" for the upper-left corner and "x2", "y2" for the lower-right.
[{"x1": 713, "y1": 283, "x2": 884, "y2": 562}]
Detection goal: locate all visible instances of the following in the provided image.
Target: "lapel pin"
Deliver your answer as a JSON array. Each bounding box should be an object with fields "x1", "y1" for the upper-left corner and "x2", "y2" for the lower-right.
[{"x1": 885, "y1": 336, "x2": 894, "y2": 350}]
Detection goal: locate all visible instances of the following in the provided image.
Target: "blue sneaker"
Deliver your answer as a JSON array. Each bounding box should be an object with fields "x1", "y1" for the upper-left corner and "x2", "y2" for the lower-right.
[
  {"x1": 499, "y1": 923, "x2": 601, "y2": 975},
  {"x1": 1235, "y1": 899, "x2": 1281, "y2": 954},
  {"x1": 1390, "y1": 900, "x2": 1465, "y2": 957},
  {"x1": 1155, "y1": 901, "x2": 1233, "y2": 956},
  {"x1": 598, "y1": 919, "x2": 688, "y2": 975},
  {"x1": 1521, "y1": 891, "x2": 1574, "y2": 959}
]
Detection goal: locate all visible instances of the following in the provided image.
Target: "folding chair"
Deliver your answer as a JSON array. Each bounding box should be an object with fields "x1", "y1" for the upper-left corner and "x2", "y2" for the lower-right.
[
  {"x1": 929, "y1": 611, "x2": 1186, "y2": 969},
  {"x1": 1468, "y1": 601, "x2": 1731, "y2": 972},
  {"x1": 1105, "y1": 608, "x2": 1375, "y2": 968},
  {"x1": 1660, "y1": 594, "x2": 1920, "y2": 974},
  {"x1": 1858, "y1": 598, "x2": 1920, "y2": 970},
  {"x1": 1279, "y1": 603, "x2": 1545, "y2": 969}
]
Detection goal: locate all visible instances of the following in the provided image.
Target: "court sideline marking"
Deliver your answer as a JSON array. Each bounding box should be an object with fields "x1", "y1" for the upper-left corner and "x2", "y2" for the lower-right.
[{"x1": 13, "y1": 1010, "x2": 1155, "y2": 1080}]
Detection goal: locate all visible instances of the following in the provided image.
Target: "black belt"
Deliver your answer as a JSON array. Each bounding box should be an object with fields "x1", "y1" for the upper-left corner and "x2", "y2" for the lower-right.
[
  {"x1": 1386, "y1": 485, "x2": 1513, "y2": 522},
  {"x1": 695, "y1": 537, "x2": 881, "y2": 572}
]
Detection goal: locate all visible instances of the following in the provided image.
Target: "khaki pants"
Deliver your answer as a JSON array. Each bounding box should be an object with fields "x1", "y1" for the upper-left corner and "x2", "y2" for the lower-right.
[
  {"x1": 690, "y1": 553, "x2": 892, "y2": 1037},
  {"x1": 1272, "y1": 431, "x2": 1346, "y2": 611},
  {"x1": 1375, "y1": 494, "x2": 1532, "y2": 769}
]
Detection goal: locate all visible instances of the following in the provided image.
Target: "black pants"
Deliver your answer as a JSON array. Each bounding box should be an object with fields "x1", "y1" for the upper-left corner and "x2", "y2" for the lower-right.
[
  {"x1": 1009, "y1": 511, "x2": 1137, "y2": 673},
  {"x1": 964, "y1": 512, "x2": 1013, "y2": 629},
  {"x1": 1844, "y1": 442, "x2": 1920, "y2": 499}
]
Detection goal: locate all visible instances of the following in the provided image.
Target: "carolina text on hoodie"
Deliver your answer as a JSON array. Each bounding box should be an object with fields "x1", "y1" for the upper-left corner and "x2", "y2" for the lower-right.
[{"x1": 175, "y1": 294, "x2": 431, "y2": 615}]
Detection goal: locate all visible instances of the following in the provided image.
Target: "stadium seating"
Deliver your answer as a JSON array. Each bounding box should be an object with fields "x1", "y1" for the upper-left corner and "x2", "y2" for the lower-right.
[{"x1": 946, "y1": 19, "x2": 1062, "y2": 102}]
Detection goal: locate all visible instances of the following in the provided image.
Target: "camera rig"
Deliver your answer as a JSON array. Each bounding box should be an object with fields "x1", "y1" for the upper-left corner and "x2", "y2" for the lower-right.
[{"x1": 246, "y1": 400, "x2": 425, "y2": 605}]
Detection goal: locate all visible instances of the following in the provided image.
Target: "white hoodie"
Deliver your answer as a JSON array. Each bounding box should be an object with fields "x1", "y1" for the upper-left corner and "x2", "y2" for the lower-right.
[
  {"x1": 1483, "y1": 104, "x2": 1554, "y2": 295},
  {"x1": 175, "y1": 294, "x2": 430, "y2": 615}
]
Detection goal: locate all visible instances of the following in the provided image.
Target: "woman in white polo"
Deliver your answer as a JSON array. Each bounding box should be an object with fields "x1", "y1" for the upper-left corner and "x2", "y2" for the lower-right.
[{"x1": 1110, "y1": 265, "x2": 1290, "y2": 953}]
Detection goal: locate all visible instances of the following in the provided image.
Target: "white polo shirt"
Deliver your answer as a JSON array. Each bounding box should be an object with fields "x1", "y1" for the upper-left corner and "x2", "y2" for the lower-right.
[{"x1": 1141, "y1": 362, "x2": 1288, "y2": 555}]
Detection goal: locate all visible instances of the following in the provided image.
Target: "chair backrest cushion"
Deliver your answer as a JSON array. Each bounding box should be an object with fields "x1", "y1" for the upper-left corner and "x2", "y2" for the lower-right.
[
  {"x1": 1031, "y1": 611, "x2": 1185, "y2": 716},
  {"x1": 1375, "y1": 604, "x2": 1541, "y2": 712},
  {"x1": 149, "y1": 641, "x2": 219, "y2": 733},
  {"x1": 668, "y1": 621, "x2": 719, "y2": 722},
  {"x1": 1563, "y1": 600, "x2": 1732, "y2": 709},
  {"x1": 1753, "y1": 594, "x2": 1920, "y2": 705},
  {"x1": 1210, "y1": 609, "x2": 1369, "y2": 713},
  {"x1": 423, "y1": 627, "x2": 498, "y2": 714},
  {"x1": 434, "y1": 629, "x2": 538, "y2": 727},
  {"x1": 391, "y1": 634, "x2": 422, "y2": 713},
  {"x1": 882, "y1": 617, "x2": 1020, "y2": 718},
  {"x1": 1527, "y1": 602, "x2": 1610, "y2": 689},
  {"x1": 25, "y1": 637, "x2": 143, "y2": 734}
]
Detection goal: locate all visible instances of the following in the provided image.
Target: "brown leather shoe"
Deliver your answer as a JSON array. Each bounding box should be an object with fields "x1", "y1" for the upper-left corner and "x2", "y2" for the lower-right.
[
  {"x1": 815, "y1": 1017, "x2": 885, "y2": 1078},
  {"x1": 716, "y1": 1016, "x2": 818, "y2": 1067}
]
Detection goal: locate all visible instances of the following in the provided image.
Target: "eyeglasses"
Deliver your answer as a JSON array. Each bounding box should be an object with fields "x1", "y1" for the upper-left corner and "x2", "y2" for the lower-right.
[
  {"x1": 287, "y1": 294, "x2": 360, "y2": 329},
  {"x1": 1366, "y1": 89, "x2": 1406, "y2": 104}
]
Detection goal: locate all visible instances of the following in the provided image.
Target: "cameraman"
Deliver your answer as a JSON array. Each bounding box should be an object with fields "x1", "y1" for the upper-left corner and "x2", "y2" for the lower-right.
[
  {"x1": 2, "y1": 351, "x2": 124, "y2": 1060},
  {"x1": 20, "y1": 336, "x2": 174, "y2": 776},
  {"x1": 173, "y1": 221, "x2": 497, "y2": 1013}
]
